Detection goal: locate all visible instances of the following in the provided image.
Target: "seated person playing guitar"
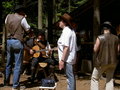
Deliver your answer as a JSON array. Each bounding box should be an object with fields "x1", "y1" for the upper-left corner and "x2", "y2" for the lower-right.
[
  {"x1": 21, "y1": 30, "x2": 35, "y2": 75},
  {"x1": 29, "y1": 31, "x2": 55, "y2": 83}
]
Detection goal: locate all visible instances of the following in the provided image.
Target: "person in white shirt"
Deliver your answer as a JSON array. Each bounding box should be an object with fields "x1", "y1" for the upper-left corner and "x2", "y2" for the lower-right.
[{"x1": 57, "y1": 13, "x2": 77, "y2": 90}]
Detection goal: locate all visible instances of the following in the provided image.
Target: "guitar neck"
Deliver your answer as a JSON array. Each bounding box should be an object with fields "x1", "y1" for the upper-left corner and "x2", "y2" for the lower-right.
[
  {"x1": 35, "y1": 49, "x2": 48, "y2": 53},
  {"x1": 35, "y1": 47, "x2": 58, "y2": 53}
]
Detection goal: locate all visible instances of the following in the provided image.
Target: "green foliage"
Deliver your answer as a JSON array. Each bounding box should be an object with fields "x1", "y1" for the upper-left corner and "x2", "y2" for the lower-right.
[
  {"x1": 29, "y1": 23, "x2": 37, "y2": 29},
  {"x1": 55, "y1": 0, "x2": 88, "y2": 19},
  {"x1": 1, "y1": 0, "x2": 88, "y2": 44},
  {"x1": 2, "y1": 1, "x2": 13, "y2": 8},
  {"x1": 2, "y1": 1, "x2": 15, "y2": 15},
  {"x1": 2, "y1": 0, "x2": 88, "y2": 26},
  {"x1": 75, "y1": 0, "x2": 88, "y2": 6}
]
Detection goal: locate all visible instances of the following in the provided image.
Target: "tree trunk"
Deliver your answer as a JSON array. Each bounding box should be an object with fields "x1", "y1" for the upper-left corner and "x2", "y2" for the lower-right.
[
  {"x1": 23, "y1": 0, "x2": 27, "y2": 7},
  {"x1": 93, "y1": 0, "x2": 100, "y2": 42},
  {"x1": 1, "y1": 26, "x2": 6, "y2": 67},
  {"x1": 53, "y1": 0, "x2": 56, "y2": 23},
  {"x1": 47, "y1": 0, "x2": 53, "y2": 44},
  {"x1": 0, "y1": 0, "x2": 2, "y2": 31},
  {"x1": 38, "y1": 0, "x2": 43, "y2": 29},
  {"x1": 68, "y1": 0, "x2": 71, "y2": 13},
  {"x1": 92, "y1": 0, "x2": 100, "y2": 69}
]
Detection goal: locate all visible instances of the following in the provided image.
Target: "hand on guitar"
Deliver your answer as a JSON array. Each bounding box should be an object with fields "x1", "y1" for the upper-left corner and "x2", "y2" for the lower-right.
[
  {"x1": 30, "y1": 49, "x2": 35, "y2": 55},
  {"x1": 34, "y1": 39, "x2": 46, "y2": 49},
  {"x1": 51, "y1": 47, "x2": 58, "y2": 51}
]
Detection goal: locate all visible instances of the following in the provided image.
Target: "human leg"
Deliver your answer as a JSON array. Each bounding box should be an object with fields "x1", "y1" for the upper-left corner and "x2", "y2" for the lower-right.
[
  {"x1": 12, "y1": 40, "x2": 23, "y2": 88},
  {"x1": 4, "y1": 40, "x2": 14, "y2": 85},
  {"x1": 25, "y1": 62, "x2": 31, "y2": 75},
  {"x1": 44, "y1": 58, "x2": 55, "y2": 75},
  {"x1": 21, "y1": 62, "x2": 31, "y2": 75},
  {"x1": 91, "y1": 67, "x2": 103, "y2": 90},
  {"x1": 30, "y1": 58, "x2": 39, "y2": 82},
  {"x1": 65, "y1": 63, "x2": 76, "y2": 90},
  {"x1": 105, "y1": 65, "x2": 116, "y2": 90},
  {"x1": 21, "y1": 49, "x2": 32, "y2": 75}
]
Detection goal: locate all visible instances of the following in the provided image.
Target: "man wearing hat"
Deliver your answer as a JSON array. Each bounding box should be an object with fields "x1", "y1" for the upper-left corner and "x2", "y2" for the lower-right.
[
  {"x1": 57, "y1": 13, "x2": 77, "y2": 90},
  {"x1": 91, "y1": 21, "x2": 119, "y2": 90},
  {"x1": 4, "y1": 5, "x2": 30, "y2": 89}
]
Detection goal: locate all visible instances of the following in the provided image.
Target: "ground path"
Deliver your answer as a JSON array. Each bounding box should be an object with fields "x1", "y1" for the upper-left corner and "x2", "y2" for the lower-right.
[{"x1": 0, "y1": 73, "x2": 120, "y2": 90}]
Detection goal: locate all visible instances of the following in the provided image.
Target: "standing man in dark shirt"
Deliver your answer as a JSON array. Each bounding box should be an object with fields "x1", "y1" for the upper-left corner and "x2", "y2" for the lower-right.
[{"x1": 4, "y1": 5, "x2": 30, "y2": 89}]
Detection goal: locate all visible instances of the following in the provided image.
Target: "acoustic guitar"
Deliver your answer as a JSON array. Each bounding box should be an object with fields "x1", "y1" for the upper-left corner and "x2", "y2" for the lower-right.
[{"x1": 32, "y1": 45, "x2": 57, "y2": 58}]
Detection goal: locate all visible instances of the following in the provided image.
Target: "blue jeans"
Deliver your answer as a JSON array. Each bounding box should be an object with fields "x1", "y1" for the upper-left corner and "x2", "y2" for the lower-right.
[
  {"x1": 5, "y1": 39, "x2": 23, "y2": 88},
  {"x1": 65, "y1": 63, "x2": 76, "y2": 90}
]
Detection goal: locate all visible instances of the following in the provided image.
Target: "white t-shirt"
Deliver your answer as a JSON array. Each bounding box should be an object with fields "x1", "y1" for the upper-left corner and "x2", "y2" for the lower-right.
[{"x1": 57, "y1": 26, "x2": 77, "y2": 64}]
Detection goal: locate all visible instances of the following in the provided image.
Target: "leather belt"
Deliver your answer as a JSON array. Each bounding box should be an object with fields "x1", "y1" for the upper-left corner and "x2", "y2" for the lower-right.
[{"x1": 7, "y1": 38, "x2": 17, "y2": 40}]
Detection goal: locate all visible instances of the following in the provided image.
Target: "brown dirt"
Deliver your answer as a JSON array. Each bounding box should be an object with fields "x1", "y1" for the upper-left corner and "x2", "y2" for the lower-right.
[{"x1": 0, "y1": 73, "x2": 120, "y2": 90}]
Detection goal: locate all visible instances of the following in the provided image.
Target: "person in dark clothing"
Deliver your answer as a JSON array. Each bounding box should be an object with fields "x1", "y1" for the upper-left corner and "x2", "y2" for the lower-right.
[
  {"x1": 21, "y1": 30, "x2": 35, "y2": 75},
  {"x1": 28, "y1": 31, "x2": 55, "y2": 83}
]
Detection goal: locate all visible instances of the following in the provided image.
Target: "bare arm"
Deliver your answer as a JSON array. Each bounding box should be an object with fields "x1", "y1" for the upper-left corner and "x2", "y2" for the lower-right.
[
  {"x1": 37, "y1": 42, "x2": 46, "y2": 49},
  {"x1": 61, "y1": 46, "x2": 69, "y2": 61},
  {"x1": 59, "y1": 46, "x2": 69, "y2": 70},
  {"x1": 21, "y1": 18, "x2": 30, "y2": 32},
  {"x1": 118, "y1": 44, "x2": 120, "y2": 53},
  {"x1": 94, "y1": 38, "x2": 100, "y2": 53}
]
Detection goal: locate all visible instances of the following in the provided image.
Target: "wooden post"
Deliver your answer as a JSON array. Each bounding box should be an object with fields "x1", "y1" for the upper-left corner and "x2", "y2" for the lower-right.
[
  {"x1": 68, "y1": 0, "x2": 71, "y2": 13},
  {"x1": 1, "y1": 26, "x2": 6, "y2": 67},
  {"x1": 47, "y1": 0, "x2": 53, "y2": 44},
  {"x1": 93, "y1": 0, "x2": 100, "y2": 42},
  {"x1": 0, "y1": 0, "x2": 2, "y2": 31},
  {"x1": 92, "y1": 0, "x2": 100, "y2": 70},
  {"x1": 53, "y1": 0, "x2": 56, "y2": 23},
  {"x1": 38, "y1": 0, "x2": 43, "y2": 29}
]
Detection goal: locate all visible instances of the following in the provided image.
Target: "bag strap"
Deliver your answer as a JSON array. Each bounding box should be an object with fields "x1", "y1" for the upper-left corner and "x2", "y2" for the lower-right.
[{"x1": 12, "y1": 17, "x2": 24, "y2": 37}]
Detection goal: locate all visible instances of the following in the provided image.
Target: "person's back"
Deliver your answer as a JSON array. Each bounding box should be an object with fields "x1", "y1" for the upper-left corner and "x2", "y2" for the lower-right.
[
  {"x1": 4, "y1": 5, "x2": 30, "y2": 89},
  {"x1": 96, "y1": 33, "x2": 119, "y2": 66},
  {"x1": 91, "y1": 21, "x2": 119, "y2": 90},
  {"x1": 6, "y1": 14, "x2": 25, "y2": 41}
]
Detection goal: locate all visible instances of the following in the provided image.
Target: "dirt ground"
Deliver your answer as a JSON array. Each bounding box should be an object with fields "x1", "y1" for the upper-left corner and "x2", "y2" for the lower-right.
[{"x1": 0, "y1": 72, "x2": 120, "y2": 90}]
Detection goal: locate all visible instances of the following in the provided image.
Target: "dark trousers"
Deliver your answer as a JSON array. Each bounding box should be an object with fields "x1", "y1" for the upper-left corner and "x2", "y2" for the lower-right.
[{"x1": 30, "y1": 57, "x2": 55, "y2": 81}]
